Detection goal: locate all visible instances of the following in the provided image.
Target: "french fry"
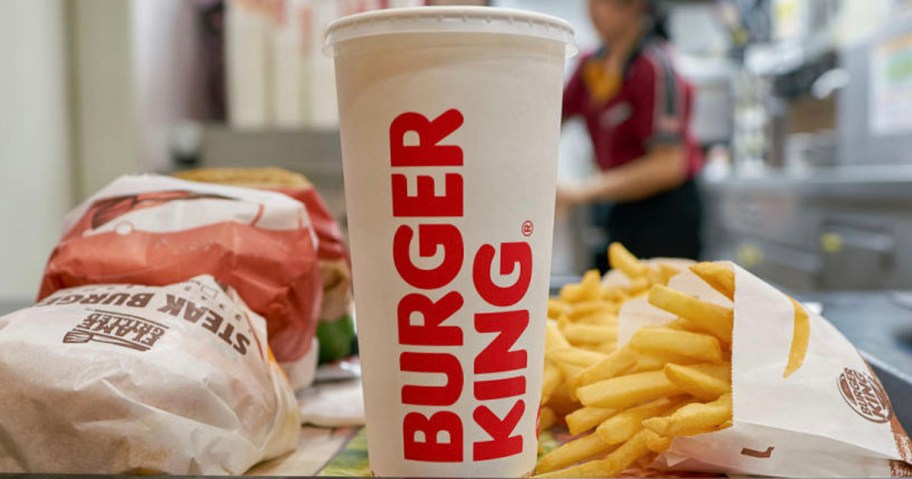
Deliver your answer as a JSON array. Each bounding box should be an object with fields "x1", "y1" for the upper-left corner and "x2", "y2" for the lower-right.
[
  {"x1": 601, "y1": 285, "x2": 628, "y2": 303},
  {"x1": 577, "y1": 370, "x2": 681, "y2": 409},
  {"x1": 600, "y1": 429, "x2": 660, "y2": 476},
  {"x1": 555, "y1": 269, "x2": 603, "y2": 309},
  {"x1": 535, "y1": 429, "x2": 659, "y2": 479},
  {"x1": 548, "y1": 299, "x2": 571, "y2": 319},
  {"x1": 629, "y1": 353, "x2": 668, "y2": 372},
  {"x1": 546, "y1": 382, "x2": 580, "y2": 417},
  {"x1": 648, "y1": 284, "x2": 734, "y2": 343},
  {"x1": 538, "y1": 245, "x2": 742, "y2": 477},
  {"x1": 555, "y1": 360, "x2": 585, "y2": 381},
  {"x1": 629, "y1": 352, "x2": 701, "y2": 373},
  {"x1": 566, "y1": 406, "x2": 617, "y2": 436},
  {"x1": 628, "y1": 328, "x2": 723, "y2": 363},
  {"x1": 657, "y1": 263, "x2": 680, "y2": 285},
  {"x1": 534, "y1": 457, "x2": 611, "y2": 479},
  {"x1": 562, "y1": 324, "x2": 619, "y2": 345},
  {"x1": 664, "y1": 363, "x2": 731, "y2": 400},
  {"x1": 568, "y1": 301, "x2": 616, "y2": 320},
  {"x1": 642, "y1": 393, "x2": 733, "y2": 436},
  {"x1": 626, "y1": 276, "x2": 651, "y2": 295},
  {"x1": 646, "y1": 267, "x2": 663, "y2": 287},
  {"x1": 690, "y1": 262, "x2": 735, "y2": 301},
  {"x1": 546, "y1": 346, "x2": 608, "y2": 368},
  {"x1": 595, "y1": 397, "x2": 678, "y2": 445},
  {"x1": 559, "y1": 283, "x2": 592, "y2": 303},
  {"x1": 545, "y1": 320, "x2": 570, "y2": 350},
  {"x1": 594, "y1": 341, "x2": 618, "y2": 354},
  {"x1": 580, "y1": 269, "x2": 603, "y2": 298},
  {"x1": 574, "y1": 312, "x2": 618, "y2": 326},
  {"x1": 664, "y1": 317, "x2": 697, "y2": 331},
  {"x1": 541, "y1": 361, "x2": 562, "y2": 404},
  {"x1": 685, "y1": 362, "x2": 732, "y2": 381},
  {"x1": 535, "y1": 433, "x2": 613, "y2": 474},
  {"x1": 609, "y1": 242, "x2": 647, "y2": 278},
  {"x1": 575, "y1": 348, "x2": 638, "y2": 388},
  {"x1": 540, "y1": 407, "x2": 557, "y2": 431},
  {"x1": 646, "y1": 435, "x2": 673, "y2": 454},
  {"x1": 577, "y1": 343, "x2": 609, "y2": 354}
]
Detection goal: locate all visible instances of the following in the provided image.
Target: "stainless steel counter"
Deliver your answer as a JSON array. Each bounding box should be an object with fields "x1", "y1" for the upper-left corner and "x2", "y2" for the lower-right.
[
  {"x1": 701, "y1": 168, "x2": 912, "y2": 291},
  {"x1": 703, "y1": 165, "x2": 912, "y2": 199}
]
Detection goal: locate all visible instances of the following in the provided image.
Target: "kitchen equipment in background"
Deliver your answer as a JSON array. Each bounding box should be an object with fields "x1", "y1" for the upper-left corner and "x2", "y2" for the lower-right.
[
  {"x1": 772, "y1": 0, "x2": 840, "y2": 42},
  {"x1": 667, "y1": 2, "x2": 735, "y2": 146},
  {"x1": 701, "y1": 170, "x2": 912, "y2": 292},
  {"x1": 783, "y1": 130, "x2": 837, "y2": 171},
  {"x1": 677, "y1": 56, "x2": 735, "y2": 146},
  {"x1": 736, "y1": 46, "x2": 839, "y2": 173},
  {"x1": 818, "y1": 220, "x2": 897, "y2": 291},
  {"x1": 732, "y1": 0, "x2": 841, "y2": 173},
  {"x1": 731, "y1": 69, "x2": 772, "y2": 173},
  {"x1": 838, "y1": 14, "x2": 912, "y2": 167}
]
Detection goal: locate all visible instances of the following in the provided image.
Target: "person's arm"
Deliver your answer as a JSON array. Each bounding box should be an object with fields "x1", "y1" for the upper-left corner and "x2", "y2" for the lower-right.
[
  {"x1": 559, "y1": 47, "x2": 690, "y2": 206},
  {"x1": 560, "y1": 144, "x2": 687, "y2": 204}
]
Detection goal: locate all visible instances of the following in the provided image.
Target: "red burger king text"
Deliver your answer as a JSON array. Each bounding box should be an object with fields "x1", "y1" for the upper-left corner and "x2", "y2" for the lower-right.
[{"x1": 390, "y1": 109, "x2": 533, "y2": 463}]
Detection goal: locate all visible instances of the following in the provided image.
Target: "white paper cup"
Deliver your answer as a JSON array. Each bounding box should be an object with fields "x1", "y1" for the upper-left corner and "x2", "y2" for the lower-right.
[{"x1": 325, "y1": 8, "x2": 575, "y2": 477}]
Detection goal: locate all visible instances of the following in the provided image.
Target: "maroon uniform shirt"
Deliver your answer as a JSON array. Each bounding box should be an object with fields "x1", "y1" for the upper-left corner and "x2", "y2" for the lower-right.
[{"x1": 563, "y1": 37, "x2": 703, "y2": 177}]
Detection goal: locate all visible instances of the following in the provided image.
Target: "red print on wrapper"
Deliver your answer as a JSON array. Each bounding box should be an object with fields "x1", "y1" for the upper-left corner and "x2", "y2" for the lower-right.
[{"x1": 38, "y1": 181, "x2": 322, "y2": 364}]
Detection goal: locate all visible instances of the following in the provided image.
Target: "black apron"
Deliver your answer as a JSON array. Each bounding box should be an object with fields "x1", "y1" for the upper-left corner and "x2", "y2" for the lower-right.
[{"x1": 593, "y1": 179, "x2": 702, "y2": 273}]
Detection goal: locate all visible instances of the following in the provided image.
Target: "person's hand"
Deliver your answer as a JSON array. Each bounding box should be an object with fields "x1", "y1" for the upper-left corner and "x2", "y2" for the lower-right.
[{"x1": 556, "y1": 182, "x2": 588, "y2": 212}]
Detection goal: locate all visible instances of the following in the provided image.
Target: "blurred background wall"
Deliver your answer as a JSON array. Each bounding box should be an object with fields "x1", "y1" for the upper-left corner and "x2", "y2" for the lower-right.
[{"x1": 0, "y1": 0, "x2": 72, "y2": 300}]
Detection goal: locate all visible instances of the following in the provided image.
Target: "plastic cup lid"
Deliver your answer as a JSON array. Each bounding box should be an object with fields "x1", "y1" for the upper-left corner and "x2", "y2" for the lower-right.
[{"x1": 324, "y1": 6, "x2": 577, "y2": 58}]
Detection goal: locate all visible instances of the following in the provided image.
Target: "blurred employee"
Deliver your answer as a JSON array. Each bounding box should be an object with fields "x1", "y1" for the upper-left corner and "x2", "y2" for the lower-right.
[{"x1": 558, "y1": 0, "x2": 703, "y2": 269}]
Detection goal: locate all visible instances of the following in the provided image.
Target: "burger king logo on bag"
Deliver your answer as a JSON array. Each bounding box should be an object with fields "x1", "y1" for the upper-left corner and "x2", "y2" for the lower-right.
[{"x1": 838, "y1": 367, "x2": 892, "y2": 423}]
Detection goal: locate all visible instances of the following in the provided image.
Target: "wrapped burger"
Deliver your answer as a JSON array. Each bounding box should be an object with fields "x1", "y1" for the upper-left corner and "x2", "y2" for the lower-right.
[
  {"x1": 38, "y1": 174, "x2": 323, "y2": 388},
  {"x1": 173, "y1": 167, "x2": 355, "y2": 363},
  {"x1": 0, "y1": 276, "x2": 299, "y2": 474}
]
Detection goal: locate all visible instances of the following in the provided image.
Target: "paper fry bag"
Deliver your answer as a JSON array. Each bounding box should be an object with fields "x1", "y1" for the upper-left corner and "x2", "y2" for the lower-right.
[
  {"x1": 0, "y1": 276, "x2": 300, "y2": 474},
  {"x1": 618, "y1": 262, "x2": 912, "y2": 478}
]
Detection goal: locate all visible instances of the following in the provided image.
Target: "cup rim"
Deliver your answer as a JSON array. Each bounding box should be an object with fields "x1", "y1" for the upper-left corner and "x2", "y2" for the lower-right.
[{"x1": 323, "y1": 6, "x2": 577, "y2": 58}]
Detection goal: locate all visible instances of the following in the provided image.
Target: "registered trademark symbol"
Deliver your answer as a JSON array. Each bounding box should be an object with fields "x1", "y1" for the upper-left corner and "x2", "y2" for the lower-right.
[{"x1": 522, "y1": 220, "x2": 534, "y2": 237}]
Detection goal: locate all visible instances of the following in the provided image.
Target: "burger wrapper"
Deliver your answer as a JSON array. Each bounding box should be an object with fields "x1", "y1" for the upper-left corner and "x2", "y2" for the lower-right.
[
  {"x1": 38, "y1": 175, "x2": 323, "y2": 388},
  {"x1": 618, "y1": 262, "x2": 912, "y2": 478},
  {"x1": 272, "y1": 185, "x2": 352, "y2": 323},
  {"x1": 0, "y1": 276, "x2": 300, "y2": 474}
]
